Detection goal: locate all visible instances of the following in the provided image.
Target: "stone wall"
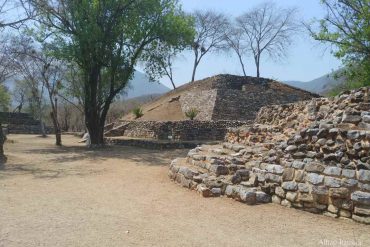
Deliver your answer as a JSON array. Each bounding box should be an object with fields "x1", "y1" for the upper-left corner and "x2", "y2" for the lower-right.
[
  {"x1": 168, "y1": 87, "x2": 370, "y2": 224},
  {"x1": 179, "y1": 89, "x2": 217, "y2": 121},
  {"x1": 105, "y1": 120, "x2": 248, "y2": 141},
  {"x1": 0, "y1": 112, "x2": 53, "y2": 134}
]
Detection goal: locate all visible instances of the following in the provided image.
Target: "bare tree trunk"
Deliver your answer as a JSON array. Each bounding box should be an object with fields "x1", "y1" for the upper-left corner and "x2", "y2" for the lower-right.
[
  {"x1": 191, "y1": 53, "x2": 199, "y2": 82},
  {"x1": 170, "y1": 78, "x2": 176, "y2": 90},
  {"x1": 51, "y1": 97, "x2": 62, "y2": 146},
  {"x1": 0, "y1": 124, "x2": 7, "y2": 167},
  {"x1": 237, "y1": 54, "x2": 247, "y2": 77}
]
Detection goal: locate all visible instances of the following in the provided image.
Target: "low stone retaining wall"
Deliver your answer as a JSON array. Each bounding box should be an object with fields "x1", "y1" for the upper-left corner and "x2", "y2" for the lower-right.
[
  {"x1": 106, "y1": 120, "x2": 248, "y2": 141},
  {"x1": 106, "y1": 138, "x2": 218, "y2": 149}
]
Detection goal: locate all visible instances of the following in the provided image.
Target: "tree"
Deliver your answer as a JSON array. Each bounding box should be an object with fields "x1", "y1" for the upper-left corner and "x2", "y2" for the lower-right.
[
  {"x1": 191, "y1": 10, "x2": 229, "y2": 82},
  {"x1": 0, "y1": 0, "x2": 32, "y2": 165},
  {"x1": 236, "y1": 2, "x2": 298, "y2": 78},
  {"x1": 308, "y1": 0, "x2": 370, "y2": 89},
  {"x1": 30, "y1": 0, "x2": 194, "y2": 146},
  {"x1": 224, "y1": 26, "x2": 249, "y2": 77}
]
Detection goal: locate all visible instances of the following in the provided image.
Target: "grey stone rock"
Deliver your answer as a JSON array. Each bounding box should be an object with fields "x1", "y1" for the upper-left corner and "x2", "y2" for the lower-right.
[
  {"x1": 312, "y1": 186, "x2": 328, "y2": 195},
  {"x1": 306, "y1": 173, "x2": 324, "y2": 185},
  {"x1": 265, "y1": 164, "x2": 284, "y2": 175},
  {"x1": 281, "y1": 199, "x2": 292, "y2": 207},
  {"x1": 341, "y1": 178, "x2": 358, "y2": 188},
  {"x1": 298, "y1": 183, "x2": 310, "y2": 193},
  {"x1": 323, "y1": 166, "x2": 342, "y2": 176},
  {"x1": 292, "y1": 161, "x2": 305, "y2": 169},
  {"x1": 342, "y1": 169, "x2": 356, "y2": 178},
  {"x1": 210, "y1": 165, "x2": 229, "y2": 176},
  {"x1": 352, "y1": 214, "x2": 370, "y2": 224},
  {"x1": 351, "y1": 191, "x2": 370, "y2": 205},
  {"x1": 178, "y1": 167, "x2": 199, "y2": 179},
  {"x1": 282, "y1": 181, "x2": 298, "y2": 191},
  {"x1": 272, "y1": 195, "x2": 281, "y2": 204},
  {"x1": 342, "y1": 113, "x2": 362, "y2": 124},
  {"x1": 231, "y1": 173, "x2": 242, "y2": 184},
  {"x1": 265, "y1": 173, "x2": 281, "y2": 183},
  {"x1": 211, "y1": 187, "x2": 222, "y2": 196},
  {"x1": 256, "y1": 191, "x2": 271, "y2": 203},
  {"x1": 239, "y1": 189, "x2": 256, "y2": 205},
  {"x1": 347, "y1": 130, "x2": 360, "y2": 140},
  {"x1": 324, "y1": 176, "x2": 342, "y2": 188},
  {"x1": 197, "y1": 184, "x2": 212, "y2": 197},
  {"x1": 275, "y1": 186, "x2": 285, "y2": 198},
  {"x1": 354, "y1": 206, "x2": 370, "y2": 216},
  {"x1": 292, "y1": 152, "x2": 306, "y2": 159},
  {"x1": 305, "y1": 162, "x2": 325, "y2": 173},
  {"x1": 359, "y1": 183, "x2": 370, "y2": 192},
  {"x1": 286, "y1": 192, "x2": 298, "y2": 202},
  {"x1": 294, "y1": 170, "x2": 305, "y2": 182},
  {"x1": 358, "y1": 170, "x2": 370, "y2": 182},
  {"x1": 285, "y1": 145, "x2": 298, "y2": 152}
]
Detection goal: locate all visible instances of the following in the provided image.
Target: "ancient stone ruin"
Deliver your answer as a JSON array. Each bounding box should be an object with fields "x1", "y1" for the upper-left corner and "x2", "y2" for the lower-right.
[
  {"x1": 0, "y1": 112, "x2": 51, "y2": 134},
  {"x1": 106, "y1": 75, "x2": 319, "y2": 144},
  {"x1": 169, "y1": 87, "x2": 370, "y2": 224}
]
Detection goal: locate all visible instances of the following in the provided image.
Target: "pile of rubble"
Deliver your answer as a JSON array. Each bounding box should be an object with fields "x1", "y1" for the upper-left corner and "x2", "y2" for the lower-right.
[{"x1": 168, "y1": 87, "x2": 370, "y2": 224}]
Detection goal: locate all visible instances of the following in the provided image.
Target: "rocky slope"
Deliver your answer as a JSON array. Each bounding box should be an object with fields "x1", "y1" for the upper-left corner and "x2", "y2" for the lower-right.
[{"x1": 169, "y1": 87, "x2": 370, "y2": 224}]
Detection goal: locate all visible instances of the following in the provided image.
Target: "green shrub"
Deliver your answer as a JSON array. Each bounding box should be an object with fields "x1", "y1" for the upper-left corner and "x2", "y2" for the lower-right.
[
  {"x1": 185, "y1": 108, "x2": 199, "y2": 120},
  {"x1": 132, "y1": 107, "x2": 144, "y2": 119}
]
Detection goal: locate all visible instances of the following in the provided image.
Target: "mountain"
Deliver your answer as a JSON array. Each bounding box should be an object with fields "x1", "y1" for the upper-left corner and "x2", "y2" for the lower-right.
[
  {"x1": 284, "y1": 71, "x2": 345, "y2": 95},
  {"x1": 122, "y1": 71, "x2": 171, "y2": 99}
]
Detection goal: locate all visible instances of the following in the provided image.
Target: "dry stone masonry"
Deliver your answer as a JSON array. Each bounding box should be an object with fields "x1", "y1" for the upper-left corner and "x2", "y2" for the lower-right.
[
  {"x1": 0, "y1": 112, "x2": 52, "y2": 134},
  {"x1": 169, "y1": 87, "x2": 370, "y2": 224}
]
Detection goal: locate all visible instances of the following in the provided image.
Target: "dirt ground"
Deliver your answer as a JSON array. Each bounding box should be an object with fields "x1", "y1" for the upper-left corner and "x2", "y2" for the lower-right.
[{"x1": 0, "y1": 135, "x2": 369, "y2": 247}]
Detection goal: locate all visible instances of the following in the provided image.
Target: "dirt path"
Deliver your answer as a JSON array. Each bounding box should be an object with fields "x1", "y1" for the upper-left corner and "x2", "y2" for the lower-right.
[{"x1": 0, "y1": 135, "x2": 369, "y2": 247}]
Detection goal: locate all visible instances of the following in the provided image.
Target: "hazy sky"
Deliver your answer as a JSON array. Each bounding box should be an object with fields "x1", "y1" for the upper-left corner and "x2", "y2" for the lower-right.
[{"x1": 155, "y1": 0, "x2": 342, "y2": 88}]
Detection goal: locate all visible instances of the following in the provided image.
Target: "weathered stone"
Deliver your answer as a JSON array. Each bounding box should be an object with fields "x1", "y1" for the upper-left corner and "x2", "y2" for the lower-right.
[
  {"x1": 256, "y1": 191, "x2": 271, "y2": 203},
  {"x1": 305, "y1": 162, "x2": 325, "y2": 173},
  {"x1": 292, "y1": 160, "x2": 305, "y2": 169},
  {"x1": 265, "y1": 173, "x2": 281, "y2": 183},
  {"x1": 351, "y1": 191, "x2": 370, "y2": 205},
  {"x1": 354, "y1": 206, "x2": 370, "y2": 216},
  {"x1": 359, "y1": 183, "x2": 370, "y2": 192},
  {"x1": 358, "y1": 170, "x2": 370, "y2": 182},
  {"x1": 225, "y1": 185, "x2": 236, "y2": 197},
  {"x1": 323, "y1": 166, "x2": 342, "y2": 176},
  {"x1": 265, "y1": 164, "x2": 284, "y2": 175},
  {"x1": 312, "y1": 186, "x2": 328, "y2": 195},
  {"x1": 281, "y1": 199, "x2": 292, "y2": 207},
  {"x1": 328, "y1": 204, "x2": 339, "y2": 214},
  {"x1": 211, "y1": 187, "x2": 221, "y2": 196},
  {"x1": 282, "y1": 181, "x2": 298, "y2": 191},
  {"x1": 210, "y1": 165, "x2": 229, "y2": 176},
  {"x1": 323, "y1": 212, "x2": 338, "y2": 218},
  {"x1": 231, "y1": 173, "x2": 242, "y2": 184},
  {"x1": 339, "y1": 209, "x2": 351, "y2": 218},
  {"x1": 341, "y1": 178, "x2": 358, "y2": 188},
  {"x1": 286, "y1": 192, "x2": 298, "y2": 202},
  {"x1": 324, "y1": 176, "x2": 342, "y2": 188},
  {"x1": 178, "y1": 167, "x2": 199, "y2": 179},
  {"x1": 275, "y1": 186, "x2": 286, "y2": 198},
  {"x1": 329, "y1": 188, "x2": 350, "y2": 198},
  {"x1": 197, "y1": 184, "x2": 212, "y2": 197},
  {"x1": 294, "y1": 170, "x2": 305, "y2": 182},
  {"x1": 342, "y1": 169, "x2": 356, "y2": 178},
  {"x1": 352, "y1": 214, "x2": 370, "y2": 224},
  {"x1": 298, "y1": 183, "x2": 310, "y2": 193},
  {"x1": 285, "y1": 145, "x2": 298, "y2": 153},
  {"x1": 292, "y1": 152, "x2": 306, "y2": 159},
  {"x1": 306, "y1": 173, "x2": 324, "y2": 185},
  {"x1": 347, "y1": 130, "x2": 360, "y2": 140},
  {"x1": 272, "y1": 195, "x2": 282, "y2": 204},
  {"x1": 342, "y1": 113, "x2": 362, "y2": 124},
  {"x1": 239, "y1": 189, "x2": 256, "y2": 205},
  {"x1": 298, "y1": 193, "x2": 314, "y2": 202},
  {"x1": 282, "y1": 168, "x2": 295, "y2": 181}
]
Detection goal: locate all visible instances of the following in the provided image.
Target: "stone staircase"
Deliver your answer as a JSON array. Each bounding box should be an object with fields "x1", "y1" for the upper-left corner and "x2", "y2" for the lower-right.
[{"x1": 169, "y1": 87, "x2": 370, "y2": 224}]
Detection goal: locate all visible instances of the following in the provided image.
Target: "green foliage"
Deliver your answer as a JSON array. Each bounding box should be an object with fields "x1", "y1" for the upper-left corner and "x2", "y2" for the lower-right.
[
  {"x1": 310, "y1": 0, "x2": 370, "y2": 89},
  {"x1": 185, "y1": 108, "x2": 199, "y2": 120},
  {"x1": 0, "y1": 85, "x2": 10, "y2": 112},
  {"x1": 31, "y1": 0, "x2": 195, "y2": 144},
  {"x1": 132, "y1": 107, "x2": 144, "y2": 119}
]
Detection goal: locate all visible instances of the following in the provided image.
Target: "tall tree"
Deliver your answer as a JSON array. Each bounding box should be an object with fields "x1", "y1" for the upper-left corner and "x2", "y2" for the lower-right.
[
  {"x1": 237, "y1": 2, "x2": 298, "y2": 78},
  {"x1": 308, "y1": 0, "x2": 370, "y2": 89},
  {"x1": 191, "y1": 10, "x2": 229, "y2": 82},
  {"x1": 30, "y1": 0, "x2": 194, "y2": 146}
]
